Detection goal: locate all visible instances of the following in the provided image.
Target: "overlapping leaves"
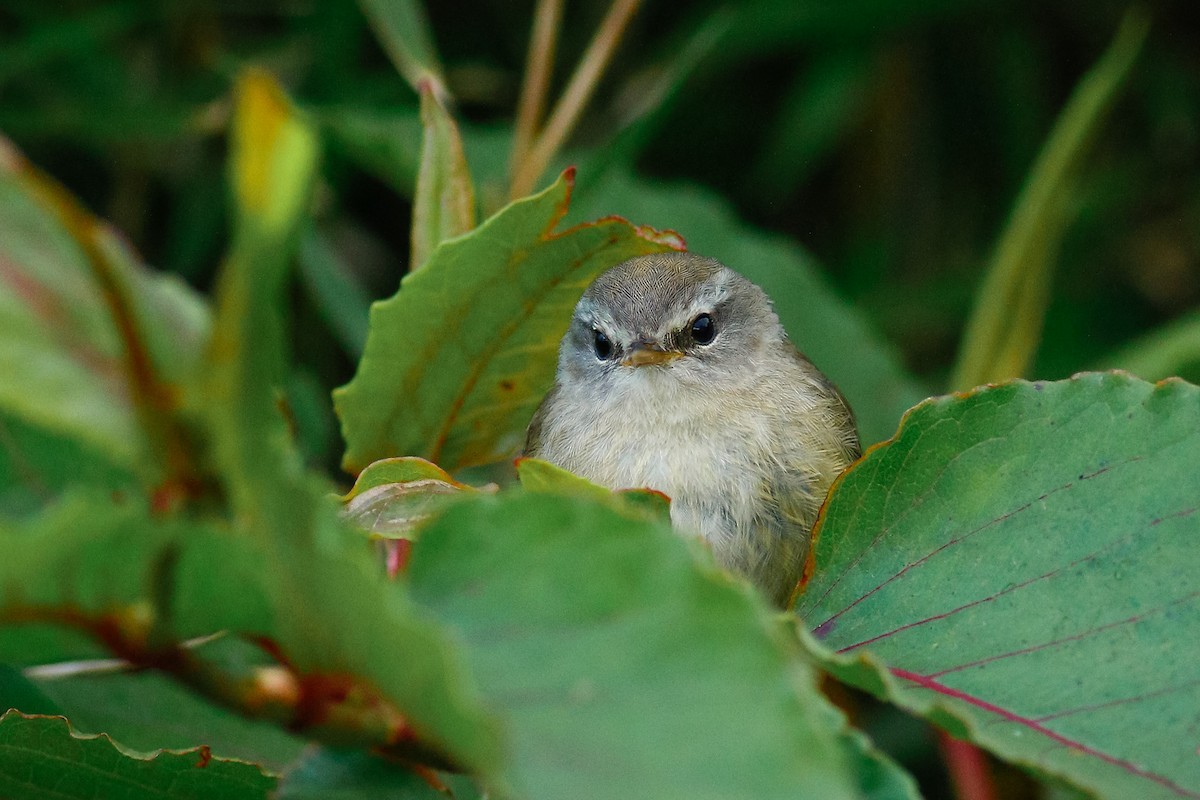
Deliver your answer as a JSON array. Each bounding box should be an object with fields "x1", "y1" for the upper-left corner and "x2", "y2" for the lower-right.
[
  {"x1": 0, "y1": 67, "x2": 908, "y2": 800},
  {"x1": 4, "y1": 10, "x2": 1196, "y2": 798},
  {"x1": 0, "y1": 712, "x2": 273, "y2": 800},
  {"x1": 798, "y1": 373, "x2": 1200, "y2": 800},
  {"x1": 0, "y1": 137, "x2": 208, "y2": 506},
  {"x1": 334, "y1": 170, "x2": 683, "y2": 473},
  {"x1": 407, "y1": 491, "x2": 903, "y2": 800}
]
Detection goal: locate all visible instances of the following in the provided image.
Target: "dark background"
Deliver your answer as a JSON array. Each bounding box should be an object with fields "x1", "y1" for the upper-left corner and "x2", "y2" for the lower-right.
[
  {"x1": 6, "y1": 1, "x2": 1198, "y2": 385},
  {"x1": 3, "y1": 2, "x2": 1197, "y2": 796}
]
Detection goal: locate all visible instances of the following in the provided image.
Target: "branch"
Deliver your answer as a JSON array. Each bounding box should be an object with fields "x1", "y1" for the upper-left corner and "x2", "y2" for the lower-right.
[
  {"x1": 9, "y1": 607, "x2": 459, "y2": 770},
  {"x1": 509, "y1": 0, "x2": 642, "y2": 199},
  {"x1": 510, "y1": 0, "x2": 564, "y2": 192}
]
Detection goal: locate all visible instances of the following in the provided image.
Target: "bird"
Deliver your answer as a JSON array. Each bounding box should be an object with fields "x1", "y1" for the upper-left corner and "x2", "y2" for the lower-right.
[{"x1": 524, "y1": 252, "x2": 860, "y2": 607}]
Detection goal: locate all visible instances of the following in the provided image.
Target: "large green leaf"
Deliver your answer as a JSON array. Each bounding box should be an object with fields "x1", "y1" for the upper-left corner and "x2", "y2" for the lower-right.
[
  {"x1": 0, "y1": 711, "x2": 273, "y2": 800},
  {"x1": 0, "y1": 492, "x2": 502, "y2": 778},
  {"x1": 195, "y1": 69, "x2": 504, "y2": 778},
  {"x1": 30, "y1": 671, "x2": 305, "y2": 771},
  {"x1": 334, "y1": 170, "x2": 684, "y2": 473},
  {"x1": 568, "y1": 169, "x2": 927, "y2": 445},
  {"x1": 0, "y1": 411, "x2": 134, "y2": 517},
  {"x1": 208, "y1": 68, "x2": 320, "y2": 520},
  {"x1": 0, "y1": 136, "x2": 209, "y2": 496},
  {"x1": 796, "y1": 372, "x2": 1200, "y2": 800},
  {"x1": 407, "y1": 490, "x2": 881, "y2": 800}
]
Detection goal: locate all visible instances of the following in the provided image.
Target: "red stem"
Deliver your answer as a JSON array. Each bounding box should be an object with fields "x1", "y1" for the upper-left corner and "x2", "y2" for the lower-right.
[{"x1": 937, "y1": 731, "x2": 997, "y2": 800}]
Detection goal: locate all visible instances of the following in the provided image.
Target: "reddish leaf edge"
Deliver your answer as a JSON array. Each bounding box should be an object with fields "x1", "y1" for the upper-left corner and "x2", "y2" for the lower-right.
[
  {"x1": 419, "y1": 168, "x2": 684, "y2": 469},
  {"x1": 791, "y1": 371, "x2": 1200, "y2": 800},
  {"x1": 0, "y1": 135, "x2": 207, "y2": 510},
  {"x1": 536, "y1": 167, "x2": 687, "y2": 250},
  {"x1": 796, "y1": 629, "x2": 1200, "y2": 800},
  {"x1": 792, "y1": 370, "x2": 1194, "y2": 605},
  {"x1": 336, "y1": 167, "x2": 684, "y2": 476},
  {"x1": 0, "y1": 709, "x2": 275, "y2": 776},
  {"x1": 340, "y1": 456, "x2": 478, "y2": 503}
]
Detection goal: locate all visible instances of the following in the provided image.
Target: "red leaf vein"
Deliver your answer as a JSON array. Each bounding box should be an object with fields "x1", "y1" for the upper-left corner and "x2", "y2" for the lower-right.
[
  {"x1": 890, "y1": 668, "x2": 1200, "y2": 798},
  {"x1": 927, "y1": 591, "x2": 1200, "y2": 678}
]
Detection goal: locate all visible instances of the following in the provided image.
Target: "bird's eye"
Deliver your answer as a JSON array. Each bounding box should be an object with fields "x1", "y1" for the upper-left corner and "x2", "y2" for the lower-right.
[
  {"x1": 593, "y1": 329, "x2": 613, "y2": 360},
  {"x1": 690, "y1": 313, "x2": 716, "y2": 345}
]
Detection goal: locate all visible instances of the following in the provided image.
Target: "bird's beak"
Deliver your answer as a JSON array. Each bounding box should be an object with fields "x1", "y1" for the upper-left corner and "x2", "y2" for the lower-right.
[{"x1": 622, "y1": 343, "x2": 683, "y2": 367}]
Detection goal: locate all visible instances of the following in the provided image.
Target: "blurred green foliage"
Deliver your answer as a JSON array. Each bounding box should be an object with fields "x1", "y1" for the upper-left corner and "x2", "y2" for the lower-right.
[
  {"x1": 5, "y1": 2, "x2": 1198, "y2": 459},
  {"x1": 2, "y1": 2, "x2": 1198, "y2": 797}
]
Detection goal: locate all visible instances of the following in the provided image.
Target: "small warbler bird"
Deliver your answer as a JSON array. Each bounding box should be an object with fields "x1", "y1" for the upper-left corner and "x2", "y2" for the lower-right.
[{"x1": 524, "y1": 252, "x2": 860, "y2": 606}]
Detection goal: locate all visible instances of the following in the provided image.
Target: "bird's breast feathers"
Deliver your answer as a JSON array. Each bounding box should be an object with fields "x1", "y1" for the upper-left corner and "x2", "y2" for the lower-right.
[{"x1": 537, "y1": 368, "x2": 803, "y2": 537}]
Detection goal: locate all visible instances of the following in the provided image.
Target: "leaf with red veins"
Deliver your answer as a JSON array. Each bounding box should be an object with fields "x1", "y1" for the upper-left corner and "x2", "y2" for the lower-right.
[{"x1": 797, "y1": 373, "x2": 1200, "y2": 800}]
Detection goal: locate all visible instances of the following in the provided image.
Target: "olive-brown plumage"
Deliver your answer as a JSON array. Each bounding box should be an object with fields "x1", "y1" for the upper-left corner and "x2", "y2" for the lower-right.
[{"x1": 525, "y1": 252, "x2": 859, "y2": 606}]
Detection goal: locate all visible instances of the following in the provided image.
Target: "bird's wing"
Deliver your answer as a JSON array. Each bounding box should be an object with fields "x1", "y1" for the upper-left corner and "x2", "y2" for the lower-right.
[
  {"x1": 790, "y1": 348, "x2": 861, "y2": 461},
  {"x1": 522, "y1": 384, "x2": 559, "y2": 456}
]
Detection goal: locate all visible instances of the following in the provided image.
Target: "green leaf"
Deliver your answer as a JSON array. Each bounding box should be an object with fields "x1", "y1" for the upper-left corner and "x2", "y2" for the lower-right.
[
  {"x1": 341, "y1": 457, "x2": 483, "y2": 541},
  {"x1": 30, "y1": 671, "x2": 305, "y2": 771},
  {"x1": 334, "y1": 170, "x2": 684, "y2": 473},
  {"x1": 407, "y1": 491, "x2": 869, "y2": 800},
  {"x1": 0, "y1": 412, "x2": 134, "y2": 517},
  {"x1": 411, "y1": 82, "x2": 476, "y2": 271},
  {"x1": 949, "y1": 10, "x2": 1149, "y2": 390},
  {"x1": 275, "y1": 748, "x2": 445, "y2": 799},
  {"x1": 797, "y1": 372, "x2": 1200, "y2": 800},
  {"x1": 0, "y1": 665, "x2": 62, "y2": 717},
  {"x1": 343, "y1": 456, "x2": 472, "y2": 498},
  {"x1": 568, "y1": 168, "x2": 927, "y2": 445},
  {"x1": 0, "y1": 136, "x2": 209, "y2": 496},
  {"x1": 0, "y1": 711, "x2": 273, "y2": 800},
  {"x1": 1096, "y1": 308, "x2": 1200, "y2": 384},
  {"x1": 516, "y1": 456, "x2": 671, "y2": 522},
  {"x1": 200, "y1": 70, "x2": 503, "y2": 778},
  {"x1": 0, "y1": 493, "x2": 503, "y2": 778},
  {"x1": 357, "y1": 0, "x2": 446, "y2": 95},
  {"x1": 208, "y1": 68, "x2": 320, "y2": 524}
]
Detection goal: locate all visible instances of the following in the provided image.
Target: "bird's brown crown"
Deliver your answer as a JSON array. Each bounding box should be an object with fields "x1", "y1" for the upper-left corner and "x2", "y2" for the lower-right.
[{"x1": 582, "y1": 252, "x2": 725, "y2": 321}]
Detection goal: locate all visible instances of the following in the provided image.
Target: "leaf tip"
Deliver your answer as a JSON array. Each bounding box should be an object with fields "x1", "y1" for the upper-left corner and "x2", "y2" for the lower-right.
[
  {"x1": 230, "y1": 67, "x2": 317, "y2": 227},
  {"x1": 634, "y1": 223, "x2": 686, "y2": 250},
  {"x1": 0, "y1": 134, "x2": 20, "y2": 173}
]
